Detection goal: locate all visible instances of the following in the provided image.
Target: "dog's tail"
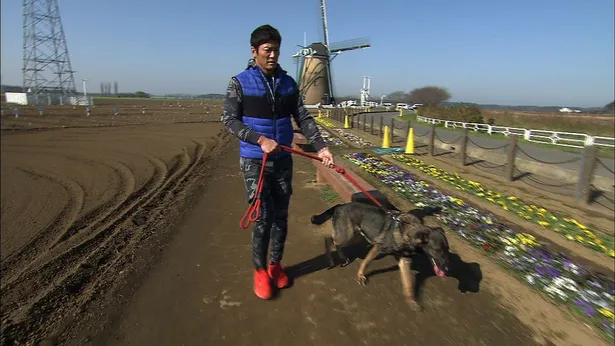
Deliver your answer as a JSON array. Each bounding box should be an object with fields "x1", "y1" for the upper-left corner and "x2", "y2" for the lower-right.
[{"x1": 310, "y1": 204, "x2": 341, "y2": 225}]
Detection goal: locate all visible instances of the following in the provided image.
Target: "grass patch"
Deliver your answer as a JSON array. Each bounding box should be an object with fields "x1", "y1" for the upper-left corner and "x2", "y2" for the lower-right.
[
  {"x1": 319, "y1": 185, "x2": 340, "y2": 203},
  {"x1": 482, "y1": 110, "x2": 614, "y2": 138}
]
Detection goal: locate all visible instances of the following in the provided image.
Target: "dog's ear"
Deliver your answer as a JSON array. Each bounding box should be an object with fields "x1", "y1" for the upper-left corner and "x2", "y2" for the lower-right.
[
  {"x1": 411, "y1": 229, "x2": 430, "y2": 246},
  {"x1": 398, "y1": 211, "x2": 421, "y2": 225},
  {"x1": 429, "y1": 227, "x2": 449, "y2": 249},
  {"x1": 431, "y1": 226, "x2": 445, "y2": 235}
]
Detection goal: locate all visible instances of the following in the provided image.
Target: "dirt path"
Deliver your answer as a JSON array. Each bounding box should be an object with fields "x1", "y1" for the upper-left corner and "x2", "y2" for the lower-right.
[
  {"x1": 0, "y1": 123, "x2": 227, "y2": 344},
  {"x1": 83, "y1": 142, "x2": 543, "y2": 346}
]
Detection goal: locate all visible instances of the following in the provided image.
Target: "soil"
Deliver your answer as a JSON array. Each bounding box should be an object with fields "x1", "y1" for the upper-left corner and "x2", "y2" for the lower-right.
[
  {"x1": 0, "y1": 112, "x2": 226, "y2": 344},
  {"x1": 0, "y1": 106, "x2": 609, "y2": 346},
  {"x1": 82, "y1": 142, "x2": 540, "y2": 346}
]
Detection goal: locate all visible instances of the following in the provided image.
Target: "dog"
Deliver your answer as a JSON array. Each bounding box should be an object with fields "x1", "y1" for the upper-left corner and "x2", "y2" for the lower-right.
[{"x1": 310, "y1": 201, "x2": 450, "y2": 311}]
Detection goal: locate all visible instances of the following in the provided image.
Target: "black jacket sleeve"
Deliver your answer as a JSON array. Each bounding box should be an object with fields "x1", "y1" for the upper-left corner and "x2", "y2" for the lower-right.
[
  {"x1": 291, "y1": 82, "x2": 328, "y2": 152},
  {"x1": 221, "y1": 77, "x2": 262, "y2": 145}
]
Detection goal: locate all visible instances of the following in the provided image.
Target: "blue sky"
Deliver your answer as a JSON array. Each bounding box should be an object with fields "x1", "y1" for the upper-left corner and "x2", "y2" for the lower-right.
[{"x1": 1, "y1": 0, "x2": 613, "y2": 107}]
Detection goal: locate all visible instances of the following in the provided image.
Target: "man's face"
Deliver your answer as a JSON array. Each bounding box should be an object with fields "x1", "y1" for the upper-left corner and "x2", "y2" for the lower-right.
[{"x1": 251, "y1": 41, "x2": 280, "y2": 73}]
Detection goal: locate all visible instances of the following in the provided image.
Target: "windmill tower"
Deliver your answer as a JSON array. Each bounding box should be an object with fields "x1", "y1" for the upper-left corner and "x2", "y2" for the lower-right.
[
  {"x1": 22, "y1": 0, "x2": 77, "y2": 102},
  {"x1": 293, "y1": 0, "x2": 370, "y2": 105}
]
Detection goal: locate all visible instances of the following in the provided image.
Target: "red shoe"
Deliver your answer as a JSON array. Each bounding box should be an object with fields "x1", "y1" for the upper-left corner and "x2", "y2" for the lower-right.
[
  {"x1": 253, "y1": 269, "x2": 272, "y2": 300},
  {"x1": 268, "y1": 263, "x2": 290, "y2": 289}
]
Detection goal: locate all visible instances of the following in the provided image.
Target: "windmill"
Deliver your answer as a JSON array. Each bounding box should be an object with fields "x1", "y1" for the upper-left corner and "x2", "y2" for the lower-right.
[{"x1": 293, "y1": 0, "x2": 370, "y2": 106}]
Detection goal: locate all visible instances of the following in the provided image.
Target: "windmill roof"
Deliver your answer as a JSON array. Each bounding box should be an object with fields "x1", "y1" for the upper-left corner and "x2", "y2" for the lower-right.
[{"x1": 306, "y1": 42, "x2": 329, "y2": 57}]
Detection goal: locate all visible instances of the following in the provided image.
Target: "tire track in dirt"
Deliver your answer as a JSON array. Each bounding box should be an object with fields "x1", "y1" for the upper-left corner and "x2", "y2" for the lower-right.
[
  {"x1": 36, "y1": 138, "x2": 220, "y2": 343},
  {"x1": 0, "y1": 155, "x2": 167, "y2": 307},
  {"x1": 0, "y1": 168, "x2": 85, "y2": 283},
  {"x1": 72, "y1": 139, "x2": 214, "y2": 312},
  {"x1": 0, "y1": 130, "x2": 228, "y2": 345},
  {"x1": 2, "y1": 117, "x2": 222, "y2": 132},
  {"x1": 54, "y1": 160, "x2": 137, "y2": 245},
  {"x1": 0, "y1": 170, "x2": 65, "y2": 257},
  {"x1": 0, "y1": 153, "x2": 139, "y2": 286}
]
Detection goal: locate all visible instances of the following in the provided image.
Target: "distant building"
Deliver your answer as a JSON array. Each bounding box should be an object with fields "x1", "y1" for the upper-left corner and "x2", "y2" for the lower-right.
[{"x1": 559, "y1": 107, "x2": 582, "y2": 113}]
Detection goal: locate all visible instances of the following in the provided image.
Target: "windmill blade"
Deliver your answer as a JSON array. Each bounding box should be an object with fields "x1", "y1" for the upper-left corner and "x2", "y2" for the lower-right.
[{"x1": 328, "y1": 37, "x2": 371, "y2": 53}]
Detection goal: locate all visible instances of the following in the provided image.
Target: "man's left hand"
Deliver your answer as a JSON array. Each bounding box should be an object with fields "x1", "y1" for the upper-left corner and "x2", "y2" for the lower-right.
[{"x1": 318, "y1": 147, "x2": 335, "y2": 168}]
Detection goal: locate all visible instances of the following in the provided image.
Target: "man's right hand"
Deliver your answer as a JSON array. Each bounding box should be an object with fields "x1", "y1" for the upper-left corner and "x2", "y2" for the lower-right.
[{"x1": 257, "y1": 136, "x2": 280, "y2": 154}]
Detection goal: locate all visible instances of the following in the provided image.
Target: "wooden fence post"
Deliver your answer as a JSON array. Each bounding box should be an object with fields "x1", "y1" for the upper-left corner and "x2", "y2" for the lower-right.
[
  {"x1": 363, "y1": 114, "x2": 367, "y2": 132},
  {"x1": 506, "y1": 135, "x2": 518, "y2": 181},
  {"x1": 370, "y1": 116, "x2": 374, "y2": 135},
  {"x1": 460, "y1": 128, "x2": 469, "y2": 166},
  {"x1": 576, "y1": 145, "x2": 598, "y2": 205},
  {"x1": 428, "y1": 124, "x2": 436, "y2": 156}
]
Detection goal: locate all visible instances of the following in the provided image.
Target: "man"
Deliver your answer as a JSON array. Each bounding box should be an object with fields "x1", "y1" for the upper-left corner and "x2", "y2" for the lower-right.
[{"x1": 222, "y1": 24, "x2": 335, "y2": 300}]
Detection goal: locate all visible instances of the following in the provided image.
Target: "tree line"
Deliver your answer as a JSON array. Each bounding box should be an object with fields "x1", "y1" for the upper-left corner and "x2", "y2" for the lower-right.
[{"x1": 385, "y1": 86, "x2": 614, "y2": 123}]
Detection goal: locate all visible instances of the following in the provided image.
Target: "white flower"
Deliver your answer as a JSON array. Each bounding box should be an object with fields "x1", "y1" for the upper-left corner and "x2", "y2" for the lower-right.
[
  {"x1": 567, "y1": 263, "x2": 580, "y2": 275},
  {"x1": 544, "y1": 285, "x2": 569, "y2": 301},
  {"x1": 526, "y1": 274, "x2": 535, "y2": 285},
  {"x1": 552, "y1": 277, "x2": 579, "y2": 293},
  {"x1": 583, "y1": 289, "x2": 600, "y2": 299},
  {"x1": 596, "y1": 299, "x2": 611, "y2": 310}
]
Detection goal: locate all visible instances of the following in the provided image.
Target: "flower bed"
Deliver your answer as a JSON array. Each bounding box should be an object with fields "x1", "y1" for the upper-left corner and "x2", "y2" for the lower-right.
[
  {"x1": 315, "y1": 117, "x2": 336, "y2": 128},
  {"x1": 343, "y1": 152, "x2": 615, "y2": 340},
  {"x1": 331, "y1": 128, "x2": 375, "y2": 147},
  {"x1": 389, "y1": 154, "x2": 615, "y2": 259},
  {"x1": 315, "y1": 118, "x2": 375, "y2": 147},
  {"x1": 316, "y1": 124, "x2": 346, "y2": 147}
]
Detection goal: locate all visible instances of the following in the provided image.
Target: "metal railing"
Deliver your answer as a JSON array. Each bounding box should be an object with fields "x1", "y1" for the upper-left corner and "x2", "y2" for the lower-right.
[{"x1": 416, "y1": 116, "x2": 615, "y2": 149}]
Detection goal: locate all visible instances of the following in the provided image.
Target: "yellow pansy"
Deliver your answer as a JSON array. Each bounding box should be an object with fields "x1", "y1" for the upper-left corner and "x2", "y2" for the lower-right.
[{"x1": 598, "y1": 308, "x2": 614, "y2": 321}]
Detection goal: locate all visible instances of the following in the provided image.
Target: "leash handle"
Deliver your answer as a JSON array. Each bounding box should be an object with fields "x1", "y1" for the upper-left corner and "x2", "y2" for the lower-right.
[
  {"x1": 240, "y1": 144, "x2": 387, "y2": 230},
  {"x1": 239, "y1": 152, "x2": 268, "y2": 230}
]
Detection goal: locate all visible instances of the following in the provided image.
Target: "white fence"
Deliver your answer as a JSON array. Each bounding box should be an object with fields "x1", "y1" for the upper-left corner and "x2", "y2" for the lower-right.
[
  {"x1": 416, "y1": 115, "x2": 615, "y2": 149},
  {"x1": 3, "y1": 92, "x2": 93, "y2": 106}
]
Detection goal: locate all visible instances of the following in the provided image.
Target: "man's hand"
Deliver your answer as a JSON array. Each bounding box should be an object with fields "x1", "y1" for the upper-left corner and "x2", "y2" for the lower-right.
[
  {"x1": 258, "y1": 136, "x2": 280, "y2": 154},
  {"x1": 318, "y1": 147, "x2": 335, "y2": 168}
]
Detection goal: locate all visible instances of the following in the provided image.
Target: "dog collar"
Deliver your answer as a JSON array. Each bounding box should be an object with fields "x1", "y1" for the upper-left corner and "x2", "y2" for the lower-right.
[
  {"x1": 388, "y1": 211, "x2": 403, "y2": 223},
  {"x1": 389, "y1": 213, "x2": 404, "y2": 230}
]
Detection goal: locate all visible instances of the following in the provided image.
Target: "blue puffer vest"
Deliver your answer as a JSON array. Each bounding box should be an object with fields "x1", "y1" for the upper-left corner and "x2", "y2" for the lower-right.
[{"x1": 234, "y1": 63, "x2": 297, "y2": 159}]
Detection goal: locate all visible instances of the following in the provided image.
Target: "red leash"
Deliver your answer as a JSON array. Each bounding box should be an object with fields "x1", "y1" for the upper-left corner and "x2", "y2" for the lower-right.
[{"x1": 240, "y1": 145, "x2": 385, "y2": 230}]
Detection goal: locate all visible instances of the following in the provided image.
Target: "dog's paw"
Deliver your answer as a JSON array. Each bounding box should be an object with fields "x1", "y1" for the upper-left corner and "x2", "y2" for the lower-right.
[
  {"x1": 356, "y1": 274, "x2": 368, "y2": 286},
  {"x1": 407, "y1": 299, "x2": 423, "y2": 312},
  {"x1": 340, "y1": 258, "x2": 350, "y2": 267}
]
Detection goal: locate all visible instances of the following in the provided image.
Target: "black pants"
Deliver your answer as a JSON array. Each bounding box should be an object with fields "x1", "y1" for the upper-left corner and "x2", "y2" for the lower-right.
[{"x1": 240, "y1": 155, "x2": 293, "y2": 269}]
